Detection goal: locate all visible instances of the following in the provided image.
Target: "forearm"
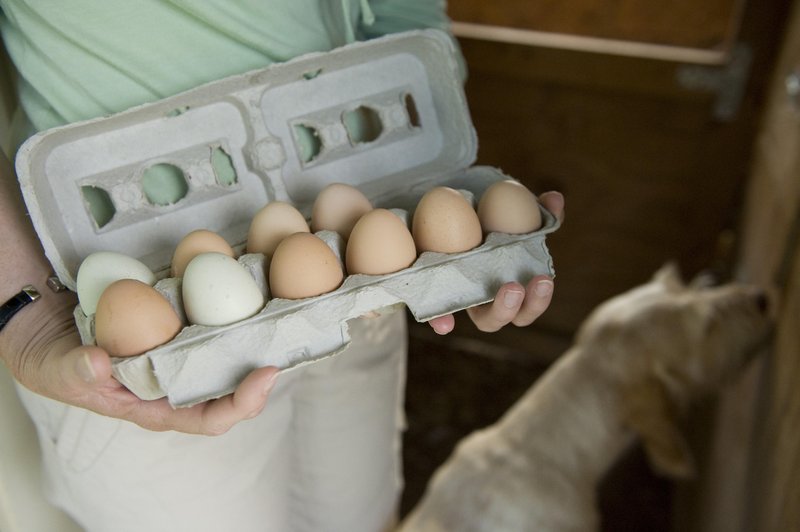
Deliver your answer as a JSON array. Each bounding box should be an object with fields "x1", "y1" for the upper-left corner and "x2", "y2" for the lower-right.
[{"x1": 0, "y1": 148, "x2": 77, "y2": 375}]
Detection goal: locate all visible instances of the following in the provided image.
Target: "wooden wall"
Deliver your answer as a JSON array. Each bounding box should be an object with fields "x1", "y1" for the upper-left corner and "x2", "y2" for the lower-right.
[{"x1": 417, "y1": 0, "x2": 791, "y2": 365}]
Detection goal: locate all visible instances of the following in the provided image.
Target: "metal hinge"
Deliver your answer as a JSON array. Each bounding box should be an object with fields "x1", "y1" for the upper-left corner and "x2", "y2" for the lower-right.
[
  {"x1": 785, "y1": 67, "x2": 800, "y2": 115},
  {"x1": 676, "y1": 43, "x2": 753, "y2": 122}
]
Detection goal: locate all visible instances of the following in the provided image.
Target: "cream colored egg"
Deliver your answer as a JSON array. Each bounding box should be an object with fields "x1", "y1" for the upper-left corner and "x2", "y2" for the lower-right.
[
  {"x1": 171, "y1": 229, "x2": 235, "y2": 277},
  {"x1": 412, "y1": 186, "x2": 483, "y2": 253},
  {"x1": 311, "y1": 183, "x2": 373, "y2": 239},
  {"x1": 477, "y1": 180, "x2": 542, "y2": 234},
  {"x1": 346, "y1": 209, "x2": 417, "y2": 275},
  {"x1": 182, "y1": 252, "x2": 266, "y2": 326},
  {"x1": 94, "y1": 279, "x2": 182, "y2": 357},
  {"x1": 246, "y1": 201, "x2": 310, "y2": 256},
  {"x1": 77, "y1": 251, "x2": 157, "y2": 316},
  {"x1": 269, "y1": 233, "x2": 344, "y2": 299}
]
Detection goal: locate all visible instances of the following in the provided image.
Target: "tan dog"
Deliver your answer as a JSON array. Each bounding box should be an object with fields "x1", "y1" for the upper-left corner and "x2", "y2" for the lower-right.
[{"x1": 400, "y1": 264, "x2": 772, "y2": 532}]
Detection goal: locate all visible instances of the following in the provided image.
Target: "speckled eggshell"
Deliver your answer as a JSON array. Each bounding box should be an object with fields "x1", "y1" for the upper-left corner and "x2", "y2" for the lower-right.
[
  {"x1": 412, "y1": 186, "x2": 483, "y2": 253},
  {"x1": 346, "y1": 209, "x2": 417, "y2": 275},
  {"x1": 269, "y1": 233, "x2": 344, "y2": 299},
  {"x1": 94, "y1": 279, "x2": 182, "y2": 357}
]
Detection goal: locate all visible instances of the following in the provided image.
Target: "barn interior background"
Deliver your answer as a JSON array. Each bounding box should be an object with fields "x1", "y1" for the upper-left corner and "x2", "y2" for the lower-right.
[
  {"x1": 1, "y1": 1, "x2": 798, "y2": 531},
  {"x1": 402, "y1": 1, "x2": 800, "y2": 531}
]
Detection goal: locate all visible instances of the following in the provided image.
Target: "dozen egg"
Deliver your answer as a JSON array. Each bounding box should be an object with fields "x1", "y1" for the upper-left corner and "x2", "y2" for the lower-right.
[{"x1": 78, "y1": 180, "x2": 543, "y2": 358}]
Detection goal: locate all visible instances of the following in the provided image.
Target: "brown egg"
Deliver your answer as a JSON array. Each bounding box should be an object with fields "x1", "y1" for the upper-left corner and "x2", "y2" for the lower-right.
[
  {"x1": 246, "y1": 201, "x2": 310, "y2": 256},
  {"x1": 94, "y1": 279, "x2": 183, "y2": 357},
  {"x1": 269, "y1": 232, "x2": 344, "y2": 299},
  {"x1": 311, "y1": 183, "x2": 373, "y2": 239},
  {"x1": 171, "y1": 229, "x2": 235, "y2": 277},
  {"x1": 412, "y1": 186, "x2": 483, "y2": 253},
  {"x1": 477, "y1": 180, "x2": 542, "y2": 234},
  {"x1": 346, "y1": 209, "x2": 417, "y2": 275}
]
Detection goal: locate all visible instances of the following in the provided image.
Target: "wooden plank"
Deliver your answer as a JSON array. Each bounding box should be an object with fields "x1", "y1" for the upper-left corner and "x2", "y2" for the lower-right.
[
  {"x1": 751, "y1": 245, "x2": 800, "y2": 531},
  {"x1": 448, "y1": 0, "x2": 745, "y2": 51},
  {"x1": 738, "y1": 1, "x2": 800, "y2": 528},
  {"x1": 451, "y1": 22, "x2": 732, "y2": 65},
  {"x1": 681, "y1": 0, "x2": 800, "y2": 529}
]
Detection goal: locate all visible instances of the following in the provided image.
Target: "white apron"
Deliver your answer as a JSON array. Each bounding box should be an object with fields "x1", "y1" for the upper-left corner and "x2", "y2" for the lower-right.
[{"x1": 16, "y1": 310, "x2": 407, "y2": 532}]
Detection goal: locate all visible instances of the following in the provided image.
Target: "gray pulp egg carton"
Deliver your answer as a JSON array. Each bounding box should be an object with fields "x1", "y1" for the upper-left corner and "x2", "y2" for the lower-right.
[{"x1": 15, "y1": 29, "x2": 560, "y2": 407}]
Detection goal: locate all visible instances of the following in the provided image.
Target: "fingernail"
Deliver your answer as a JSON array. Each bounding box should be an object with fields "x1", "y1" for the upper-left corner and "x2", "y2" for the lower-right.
[
  {"x1": 503, "y1": 290, "x2": 524, "y2": 309},
  {"x1": 543, "y1": 190, "x2": 564, "y2": 200},
  {"x1": 434, "y1": 321, "x2": 453, "y2": 335},
  {"x1": 541, "y1": 191, "x2": 565, "y2": 205},
  {"x1": 534, "y1": 279, "x2": 554, "y2": 298},
  {"x1": 76, "y1": 352, "x2": 96, "y2": 384},
  {"x1": 263, "y1": 370, "x2": 279, "y2": 396}
]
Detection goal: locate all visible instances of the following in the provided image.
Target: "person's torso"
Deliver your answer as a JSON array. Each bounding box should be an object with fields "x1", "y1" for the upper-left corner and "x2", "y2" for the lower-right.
[{"x1": 0, "y1": 0, "x2": 446, "y2": 133}]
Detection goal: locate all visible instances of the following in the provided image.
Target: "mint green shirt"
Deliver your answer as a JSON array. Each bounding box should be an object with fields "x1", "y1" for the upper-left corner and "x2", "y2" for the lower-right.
[{"x1": 0, "y1": 0, "x2": 452, "y2": 133}]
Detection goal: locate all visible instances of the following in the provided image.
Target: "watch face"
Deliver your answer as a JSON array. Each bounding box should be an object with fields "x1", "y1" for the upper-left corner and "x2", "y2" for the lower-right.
[{"x1": 0, "y1": 286, "x2": 40, "y2": 330}]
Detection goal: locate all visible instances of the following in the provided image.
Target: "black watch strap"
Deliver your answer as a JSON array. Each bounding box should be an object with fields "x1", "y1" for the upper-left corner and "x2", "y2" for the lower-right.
[{"x1": 0, "y1": 286, "x2": 41, "y2": 331}]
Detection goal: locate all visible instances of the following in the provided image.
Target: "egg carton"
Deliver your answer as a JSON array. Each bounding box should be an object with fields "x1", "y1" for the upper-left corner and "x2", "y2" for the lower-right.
[{"x1": 15, "y1": 29, "x2": 560, "y2": 407}]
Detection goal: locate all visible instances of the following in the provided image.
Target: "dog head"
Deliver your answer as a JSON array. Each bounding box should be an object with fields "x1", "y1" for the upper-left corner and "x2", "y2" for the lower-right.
[{"x1": 575, "y1": 263, "x2": 773, "y2": 479}]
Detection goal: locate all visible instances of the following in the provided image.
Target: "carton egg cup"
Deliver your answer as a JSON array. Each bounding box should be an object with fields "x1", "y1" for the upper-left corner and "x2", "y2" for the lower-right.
[{"x1": 15, "y1": 29, "x2": 560, "y2": 407}]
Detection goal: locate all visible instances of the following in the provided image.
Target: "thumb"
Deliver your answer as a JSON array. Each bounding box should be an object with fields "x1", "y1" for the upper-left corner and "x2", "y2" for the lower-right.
[{"x1": 43, "y1": 342, "x2": 114, "y2": 397}]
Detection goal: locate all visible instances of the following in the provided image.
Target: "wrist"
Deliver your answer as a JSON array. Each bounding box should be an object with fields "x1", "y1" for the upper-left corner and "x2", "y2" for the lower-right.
[
  {"x1": 0, "y1": 280, "x2": 77, "y2": 366},
  {"x1": 0, "y1": 285, "x2": 41, "y2": 330}
]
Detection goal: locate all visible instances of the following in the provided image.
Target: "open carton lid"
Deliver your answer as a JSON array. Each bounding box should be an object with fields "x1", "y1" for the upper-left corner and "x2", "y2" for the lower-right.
[{"x1": 15, "y1": 29, "x2": 475, "y2": 289}]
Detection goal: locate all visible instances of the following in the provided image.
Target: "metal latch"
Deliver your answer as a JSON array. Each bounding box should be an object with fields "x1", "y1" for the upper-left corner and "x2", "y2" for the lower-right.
[{"x1": 676, "y1": 43, "x2": 753, "y2": 122}]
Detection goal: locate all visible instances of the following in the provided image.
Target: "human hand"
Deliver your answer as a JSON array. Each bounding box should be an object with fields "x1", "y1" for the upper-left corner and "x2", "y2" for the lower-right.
[
  {"x1": 0, "y1": 147, "x2": 277, "y2": 435},
  {"x1": 427, "y1": 191, "x2": 565, "y2": 335},
  {"x1": 0, "y1": 291, "x2": 278, "y2": 435}
]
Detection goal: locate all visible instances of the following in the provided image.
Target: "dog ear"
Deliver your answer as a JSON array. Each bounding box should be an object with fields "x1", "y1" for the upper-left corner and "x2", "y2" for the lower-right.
[
  {"x1": 621, "y1": 377, "x2": 696, "y2": 479},
  {"x1": 653, "y1": 262, "x2": 685, "y2": 292}
]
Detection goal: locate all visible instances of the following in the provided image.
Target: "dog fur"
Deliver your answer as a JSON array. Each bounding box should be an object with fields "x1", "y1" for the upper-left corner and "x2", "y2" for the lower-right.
[{"x1": 399, "y1": 264, "x2": 772, "y2": 532}]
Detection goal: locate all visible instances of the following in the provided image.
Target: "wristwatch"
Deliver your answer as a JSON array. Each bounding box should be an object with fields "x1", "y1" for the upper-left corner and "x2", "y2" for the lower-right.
[{"x1": 0, "y1": 285, "x2": 41, "y2": 332}]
